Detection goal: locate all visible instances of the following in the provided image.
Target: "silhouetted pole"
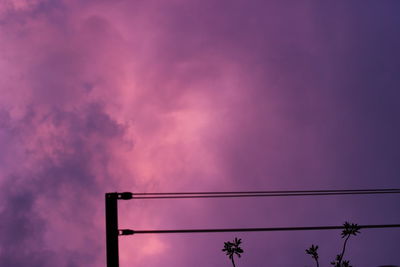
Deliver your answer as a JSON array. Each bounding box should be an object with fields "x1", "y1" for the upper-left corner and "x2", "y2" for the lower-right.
[{"x1": 106, "y1": 193, "x2": 119, "y2": 267}]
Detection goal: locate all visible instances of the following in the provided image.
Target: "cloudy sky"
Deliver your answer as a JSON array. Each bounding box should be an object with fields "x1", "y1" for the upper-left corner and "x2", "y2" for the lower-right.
[{"x1": 1, "y1": 1, "x2": 400, "y2": 266}]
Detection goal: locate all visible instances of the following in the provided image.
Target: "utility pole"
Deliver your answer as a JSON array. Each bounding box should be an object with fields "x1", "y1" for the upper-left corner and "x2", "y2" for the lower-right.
[
  {"x1": 105, "y1": 193, "x2": 119, "y2": 267},
  {"x1": 105, "y1": 192, "x2": 133, "y2": 267}
]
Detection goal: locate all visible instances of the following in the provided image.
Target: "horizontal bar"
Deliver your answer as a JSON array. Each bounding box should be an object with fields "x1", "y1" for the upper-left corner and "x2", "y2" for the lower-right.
[
  {"x1": 132, "y1": 188, "x2": 400, "y2": 196},
  {"x1": 119, "y1": 224, "x2": 400, "y2": 235},
  {"x1": 131, "y1": 191, "x2": 400, "y2": 199}
]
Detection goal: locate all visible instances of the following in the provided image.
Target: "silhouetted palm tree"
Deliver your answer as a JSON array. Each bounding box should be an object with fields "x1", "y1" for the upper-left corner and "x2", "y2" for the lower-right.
[
  {"x1": 306, "y1": 222, "x2": 361, "y2": 267},
  {"x1": 222, "y1": 237, "x2": 244, "y2": 267},
  {"x1": 306, "y1": 244, "x2": 320, "y2": 267},
  {"x1": 331, "y1": 222, "x2": 361, "y2": 267}
]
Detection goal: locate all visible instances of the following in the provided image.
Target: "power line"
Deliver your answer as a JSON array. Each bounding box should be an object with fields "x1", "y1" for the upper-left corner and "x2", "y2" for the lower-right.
[
  {"x1": 132, "y1": 188, "x2": 400, "y2": 196},
  {"x1": 123, "y1": 189, "x2": 400, "y2": 199},
  {"x1": 119, "y1": 224, "x2": 400, "y2": 235},
  {"x1": 131, "y1": 191, "x2": 400, "y2": 199}
]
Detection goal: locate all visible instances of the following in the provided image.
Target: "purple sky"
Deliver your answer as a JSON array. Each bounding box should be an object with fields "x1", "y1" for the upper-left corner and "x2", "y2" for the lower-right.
[{"x1": 1, "y1": 1, "x2": 400, "y2": 266}]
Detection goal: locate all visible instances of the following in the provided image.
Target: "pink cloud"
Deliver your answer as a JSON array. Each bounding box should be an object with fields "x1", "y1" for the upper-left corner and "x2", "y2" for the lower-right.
[{"x1": 1, "y1": 1, "x2": 400, "y2": 267}]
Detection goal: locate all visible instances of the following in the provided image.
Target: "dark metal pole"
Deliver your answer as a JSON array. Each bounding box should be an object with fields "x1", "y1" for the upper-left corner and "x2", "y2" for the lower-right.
[{"x1": 106, "y1": 193, "x2": 119, "y2": 267}]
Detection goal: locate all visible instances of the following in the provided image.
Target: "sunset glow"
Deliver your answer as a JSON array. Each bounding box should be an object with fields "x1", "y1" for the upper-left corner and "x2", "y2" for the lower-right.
[{"x1": 1, "y1": 1, "x2": 400, "y2": 267}]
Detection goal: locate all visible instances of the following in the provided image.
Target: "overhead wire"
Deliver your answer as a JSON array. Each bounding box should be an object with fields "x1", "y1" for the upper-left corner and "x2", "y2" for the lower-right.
[
  {"x1": 114, "y1": 189, "x2": 400, "y2": 235},
  {"x1": 132, "y1": 188, "x2": 400, "y2": 195},
  {"x1": 127, "y1": 188, "x2": 400, "y2": 199},
  {"x1": 119, "y1": 224, "x2": 400, "y2": 235}
]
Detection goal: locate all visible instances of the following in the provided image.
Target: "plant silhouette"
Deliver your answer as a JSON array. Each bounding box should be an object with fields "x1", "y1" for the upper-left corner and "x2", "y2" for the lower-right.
[
  {"x1": 222, "y1": 237, "x2": 244, "y2": 267},
  {"x1": 306, "y1": 244, "x2": 320, "y2": 267},
  {"x1": 306, "y1": 222, "x2": 361, "y2": 267}
]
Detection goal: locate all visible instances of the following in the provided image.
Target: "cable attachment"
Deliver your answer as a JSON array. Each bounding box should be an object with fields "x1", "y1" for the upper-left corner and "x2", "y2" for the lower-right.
[
  {"x1": 117, "y1": 192, "x2": 133, "y2": 200},
  {"x1": 119, "y1": 229, "x2": 135, "y2": 236}
]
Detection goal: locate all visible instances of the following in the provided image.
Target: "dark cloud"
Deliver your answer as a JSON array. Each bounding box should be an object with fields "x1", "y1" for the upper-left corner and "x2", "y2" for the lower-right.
[{"x1": 0, "y1": 104, "x2": 126, "y2": 266}]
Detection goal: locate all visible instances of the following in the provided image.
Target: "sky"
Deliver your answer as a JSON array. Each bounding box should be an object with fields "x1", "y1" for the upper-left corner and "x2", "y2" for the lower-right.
[{"x1": 0, "y1": 1, "x2": 400, "y2": 266}]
